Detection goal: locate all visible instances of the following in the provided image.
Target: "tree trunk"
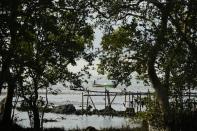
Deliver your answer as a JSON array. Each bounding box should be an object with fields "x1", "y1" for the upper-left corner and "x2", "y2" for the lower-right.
[
  {"x1": 0, "y1": 62, "x2": 10, "y2": 94},
  {"x1": 32, "y1": 106, "x2": 41, "y2": 131},
  {"x1": 0, "y1": 79, "x2": 4, "y2": 95},
  {"x1": 40, "y1": 86, "x2": 48, "y2": 130},
  {"x1": 146, "y1": 5, "x2": 172, "y2": 130},
  {"x1": 148, "y1": 51, "x2": 170, "y2": 131},
  {"x1": 32, "y1": 77, "x2": 41, "y2": 131},
  {"x1": 2, "y1": 78, "x2": 16, "y2": 124},
  {"x1": 148, "y1": 67, "x2": 170, "y2": 131}
]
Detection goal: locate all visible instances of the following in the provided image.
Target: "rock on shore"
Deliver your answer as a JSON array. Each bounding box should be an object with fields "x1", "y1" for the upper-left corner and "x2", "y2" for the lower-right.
[{"x1": 53, "y1": 104, "x2": 76, "y2": 114}]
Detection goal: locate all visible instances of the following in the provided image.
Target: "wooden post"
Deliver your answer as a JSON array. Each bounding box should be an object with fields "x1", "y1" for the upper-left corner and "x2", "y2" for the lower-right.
[
  {"x1": 139, "y1": 93, "x2": 142, "y2": 111},
  {"x1": 147, "y1": 89, "x2": 150, "y2": 107},
  {"x1": 106, "y1": 90, "x2": 111, "y2": 108},
  {"x1": 132, "y1": 93, "x2": 134, "y2": 108},
  {"x1": 86, "y1": 90, "x2": 89, "y2": 110},
  {"x1": 129, "y1": 92, "x2": 131, "y2": 108},
  {"x1": 105, "y1": 88, "x2": 106, "y2": 109},
  {"x1": 82, "y1": 92, "x2": 84, "y2": 111},
  {"x1": 136, "y1": 92, "x2": 138, "y2": 113},
  {"x1": 125, "y1": 92, "x2": 127, "y2": 108}
]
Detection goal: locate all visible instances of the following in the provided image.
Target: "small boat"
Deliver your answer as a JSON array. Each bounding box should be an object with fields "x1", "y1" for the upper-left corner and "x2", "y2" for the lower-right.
[{"x1": 93, "y1": 80, "x2": 115, "y2": 88}]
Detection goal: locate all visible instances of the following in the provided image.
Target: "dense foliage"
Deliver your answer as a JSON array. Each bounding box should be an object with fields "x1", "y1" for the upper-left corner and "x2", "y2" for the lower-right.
[
  {"x1": 92, "y1": 0, "x2": 197, "y2": 130},
  {"x1": 0, "y1": 0, "x2": 94, "y2": 130}
]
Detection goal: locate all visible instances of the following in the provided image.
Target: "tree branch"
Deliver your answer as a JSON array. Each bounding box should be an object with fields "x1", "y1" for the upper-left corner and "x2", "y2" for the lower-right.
[{"x1": 169, "y1": 15, "x2": 197, "y2": 57}]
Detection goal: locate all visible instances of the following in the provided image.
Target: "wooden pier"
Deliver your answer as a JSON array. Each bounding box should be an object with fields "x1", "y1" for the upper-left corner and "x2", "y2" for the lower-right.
[
  {"x1": 81, "y1": 89, "x2": 154, "y2": 115},
  {"x1": 80, "y1": 89, "x2": 197, "y2": 116}
]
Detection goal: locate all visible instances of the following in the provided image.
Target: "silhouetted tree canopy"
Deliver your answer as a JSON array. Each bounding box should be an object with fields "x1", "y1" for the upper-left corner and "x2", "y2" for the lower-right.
[
  {"x1": 91, "y1": 0, "x2": 197, "y2": 130},
  {"x1": 0, "y1": 0, "x2": 94, "y2": 129}
]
